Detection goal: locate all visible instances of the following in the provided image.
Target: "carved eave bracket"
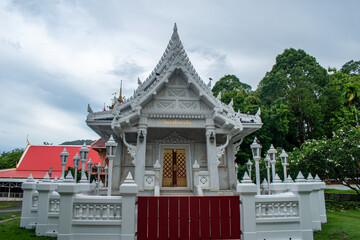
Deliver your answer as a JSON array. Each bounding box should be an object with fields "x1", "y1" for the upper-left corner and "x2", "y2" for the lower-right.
[
  {"x1": 121, "y1": 133, "x2": 137, "y2": 166},
  {"x1": 216, "y1": 135, "x2": 231, "y2": 165}
]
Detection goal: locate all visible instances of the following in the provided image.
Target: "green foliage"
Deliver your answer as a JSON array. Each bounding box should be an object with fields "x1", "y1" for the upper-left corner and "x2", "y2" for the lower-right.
[
  {"x1": 258, "y1": 48, "x2": 329, "y2": 146},
  {"x1": 288, "y1": 127, "x2": 360, "y2": 195},
  {"x1": 341, "y1": 60, "x2": 360, "y2": 76},
  {"x1": 0, "y1": 148, "x2": 24, "y2": 169}
]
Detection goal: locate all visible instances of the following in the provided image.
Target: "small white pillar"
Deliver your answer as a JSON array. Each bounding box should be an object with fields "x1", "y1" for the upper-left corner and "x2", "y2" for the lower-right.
[
  {"x1": 36, "y1": 173, "x2": 57, "y2": 236},
  {"x1": 119, "y1": 172, "x2": 138, "y2": 240},
  {"x1": 237, "y1": 172, "x2": 257, "y2": 240},
  {"x1": 135, "y1": 122, "x2": 147, "y2": 191},
  {"x1": 287, "y1": 172, "x2": 314, "y2": 240},
  {"x1": 20, "y1": 174, "x2": 37, "y2": 229}
]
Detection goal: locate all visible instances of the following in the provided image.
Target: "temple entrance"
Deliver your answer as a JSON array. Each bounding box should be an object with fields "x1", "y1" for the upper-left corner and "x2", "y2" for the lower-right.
[{"x1": 162, "y1": 149, "x2": 187, "y2": 187}]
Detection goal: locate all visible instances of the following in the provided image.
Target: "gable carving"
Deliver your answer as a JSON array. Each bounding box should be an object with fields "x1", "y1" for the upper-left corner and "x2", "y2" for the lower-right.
[{"x1": 155, "y1": 131, "x2": 195, "y2": 145}]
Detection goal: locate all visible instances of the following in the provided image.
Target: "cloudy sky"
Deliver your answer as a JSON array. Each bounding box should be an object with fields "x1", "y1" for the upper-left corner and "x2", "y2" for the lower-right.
[{"x1": 1, "y1": 0, "x2": 359, "y2": 152}]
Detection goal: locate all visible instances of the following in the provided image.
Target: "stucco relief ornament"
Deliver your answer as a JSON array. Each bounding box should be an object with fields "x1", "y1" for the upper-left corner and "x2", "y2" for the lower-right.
[
  {"x1": 216, "y1": 135, "x2": 231, "y2": 165},
  {"x1": 121, "y1": 133, "x2": 137, "y2": 166}
]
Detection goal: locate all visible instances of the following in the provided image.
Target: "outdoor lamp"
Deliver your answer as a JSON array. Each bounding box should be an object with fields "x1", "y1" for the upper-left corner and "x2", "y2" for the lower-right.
[
  {"x1": 104, "y1": 165, "x2": 108, "y2": 188},
  {"x1": 87, "y1": 158, "x2": 93, "y2": 183},
  {"x1": 250, "y1": 137, "x2": 262, "y2": 159},
  {"x1": 209, "y1": 132, "x2": 215, "y2": 143},
  {"x1": 105, "y1": 135, "x2": 117, "y2": 196},
  {"x1": 105, "y1": 135, "x2": 117, "y2": 157},
  {"x1": 79, "y1": 142, "x2": 90, "y2": 160},
  {"x1": 138, "y1": 131, "x2": 144, "y2": 143},
  {"x1": 280, "y1": 149, "x2": 289, "y2": 183},
  {"x1": 73, "y1": 153, "x2": 80, "y2": 183},
  {"x1": 250, "y1": 137, "x2": 262, "y2": 195},
  {"x1": 79, "y1": 143, "x2": 90, "y2": 183},
  {"x1": 60, "y1": 148, "x2": 69, "y2": 180},
  {"x1": 268, "y1": 144, "x2": 277, "y2": 182},
  {"x1": 246, "y1": 159, "x2": 253, "y2": 179},
  {"x1": 264, "y1": 154, "x2": 271, "y2": 194}
]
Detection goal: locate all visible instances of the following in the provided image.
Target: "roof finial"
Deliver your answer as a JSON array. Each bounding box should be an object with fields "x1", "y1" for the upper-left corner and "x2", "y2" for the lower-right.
[
  {"x1": 118, "y1": 80, "x2": 123, "y2": 104},
  {"x1": 26, "y1": 135, "x2": 30, "y2": 146},
  {"x1": 103, "y1": 103, "x2": 106, "y2": 111},
  {"x1": 173, "y1": 23, "x2": 178, "y2": 32}
]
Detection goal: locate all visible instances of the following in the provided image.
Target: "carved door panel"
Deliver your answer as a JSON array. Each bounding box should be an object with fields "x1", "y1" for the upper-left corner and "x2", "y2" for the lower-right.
[{"x1": 162, "y1": 149, "x2": 187, "y2": 187}]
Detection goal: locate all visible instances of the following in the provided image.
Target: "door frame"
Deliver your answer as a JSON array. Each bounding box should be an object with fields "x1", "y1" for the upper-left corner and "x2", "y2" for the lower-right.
[{"x1": 159, "y1": 144, "x2": 192, "y2": 190}]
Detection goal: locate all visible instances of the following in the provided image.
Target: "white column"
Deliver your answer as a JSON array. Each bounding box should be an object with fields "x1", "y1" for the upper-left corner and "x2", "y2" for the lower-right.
[
  {"x1": 254, "y1": 157, "x2": 261, "y2": 195},
  {"x1": 135, "y1": 118, "x2": 147, "y2": 191},
  {"x1": 226, "y1": 142, "x2": 237, "y2": 190},
  {"x1": 112, "y1": 142, "x2": 122, "y2": 191},
  {"x1": 206, "y1": 122, "x2": 219, "y2": 191}
]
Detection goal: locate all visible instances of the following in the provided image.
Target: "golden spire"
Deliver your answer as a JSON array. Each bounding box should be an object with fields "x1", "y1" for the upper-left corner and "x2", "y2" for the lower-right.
[
  {"x1": 26, "y1": 135, "x2": 30, "y2": 146},
  {"x1": 118, "y1": 80, "x2": 123, "y2": 104}
]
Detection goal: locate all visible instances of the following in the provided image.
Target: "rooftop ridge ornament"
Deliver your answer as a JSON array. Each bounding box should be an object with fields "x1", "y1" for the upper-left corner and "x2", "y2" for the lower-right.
[{"x1": 173, "y1": 22, "x2": 178, "y2": 32}]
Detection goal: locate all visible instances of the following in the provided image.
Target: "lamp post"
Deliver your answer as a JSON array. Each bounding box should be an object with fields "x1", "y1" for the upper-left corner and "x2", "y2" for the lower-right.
[
  {"x1": 73, "y1": 153, "x2": 80, "y2": 183},
  {"x1": 268, "y1": 144, "x2": 277, "y2": 182},
  {"x1": 250, "y1": 137, "x2": 262, "y2": 195},
  {"x1": 104, "y1": 165, "x2": 108, "y2": 188},
  {"x1": 96, "y1": 162, "x2": 102, "y2": 184},
  {"x1": 280, "y1": 149, "x2": 289, "y2": 183},
  {"x1": 60, "y1": 148, "x2": 69, "y2": 180},
  {"x1": 246, "y1": 159, "x2": 253, "y2": 179},
  {"x1": 264, "y1": 154, "x2": 271, "y2": 195},
  {"x1": 87, "y1": 158, "x2": 93, "y2": 183},
  {"x1": 79, "y1": 143, "x2": 90, "y2": 183},
  {"x1": 105, "y1": 135, "x2": 117, "y2": 196}
]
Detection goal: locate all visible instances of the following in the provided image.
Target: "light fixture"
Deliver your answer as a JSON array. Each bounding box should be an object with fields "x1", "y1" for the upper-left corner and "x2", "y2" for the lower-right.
[
  {"x1": 280, "y1": 149, "x2": 289, "y2": 183},
  {"x1": 60, "y1": 148, "x2": 69, "y2": 180},
  {"x1": 139, "y1": 131, "x2": 144, "y2": 143},
  {"x1": 209, "y1": 132, "x2": 215, "y2": 143},
  {"x1": 72, "y1": 153, "x2": 80, "y2": 183},
  {"x1": 250, "y1": 137, "x2": 262, "y2": 159},
  {"x1": 87, "y1": 158, "x2": 93, "y2": 183}
]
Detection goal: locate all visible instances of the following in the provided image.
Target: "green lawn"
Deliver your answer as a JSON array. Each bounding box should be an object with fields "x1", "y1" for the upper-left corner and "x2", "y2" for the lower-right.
[
  {"x1": 0, "y1": 201, "x2": 22, "y2": 209},
  {"x1": 314, "y1": 200, "x2": 360, "y2": 240},
  {"x1": 325, "y1": 188, "x2": 359, "y2": 195}
]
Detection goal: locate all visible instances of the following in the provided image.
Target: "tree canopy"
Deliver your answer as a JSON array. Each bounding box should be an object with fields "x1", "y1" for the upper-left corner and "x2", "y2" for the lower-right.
[{"x1": 0, "y1": 148, "x2": 24, "y2": 169}]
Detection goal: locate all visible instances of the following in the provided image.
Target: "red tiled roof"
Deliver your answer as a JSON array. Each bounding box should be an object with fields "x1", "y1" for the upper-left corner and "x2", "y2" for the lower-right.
[{"x1": 0, "y1": 145, "x2": 101, "y2": 179}]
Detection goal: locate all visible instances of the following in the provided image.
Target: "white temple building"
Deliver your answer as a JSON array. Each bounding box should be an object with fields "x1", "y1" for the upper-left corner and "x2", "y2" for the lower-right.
[{"x1": 86, "y1": 24, "x2": 262, "y2": 195}]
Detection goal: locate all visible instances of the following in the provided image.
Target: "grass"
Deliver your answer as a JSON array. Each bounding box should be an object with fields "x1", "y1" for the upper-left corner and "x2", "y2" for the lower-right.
[
  {"x1": 0, "y1": 201, "x2": 22, "y2": 209},
  {"x1": 0, "y1": 219, "x2": 55, "y2": 240},
  {"x1": 325, "y1": 189, "x2": 359, "y2": 195},
  {"x1": 314, "y1": 200, "x2": 360, "y2": 240}
]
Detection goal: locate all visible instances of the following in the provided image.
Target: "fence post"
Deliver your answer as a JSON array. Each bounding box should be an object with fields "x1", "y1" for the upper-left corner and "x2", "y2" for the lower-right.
[
  {"x1": 119, "y1": 172, "x2": 138, "y2": 240},
  {"x1": 287, "y1": 172, "x2": 314, "y2": 240},
  {"x1": 35, "y1": 173, "x2": 58, "y2": 236},
  {"x1": 57, "y1": 173, "x2": 77, "y2": 240},
  {"x1": 20, "y1": 174, "x2": 37, "y2": 229},
  {"x1": 315, "y1": 175, "x2": 327, "y2": 223},
  {"x1": 307, "y1": 174, "x2": 322, "y2": 231},
  {"x1": 237, "y1": 172, "x2": 257, "y2": 240}
]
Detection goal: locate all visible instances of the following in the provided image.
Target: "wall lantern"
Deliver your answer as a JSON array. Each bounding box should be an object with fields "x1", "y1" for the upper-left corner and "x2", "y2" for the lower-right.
[
  {"x1": 79, "y1": 143, "x2": 90, "y2": 183},
  {"x1": 139, "y1": 131, "x2": 145, "y2": 143},
  {"x1": 268, "y1": 144, "x2": 277, "y2": 182},
  {"x1": 209, "y1": 132, "x2": 215, "y2": 143},
  {"x1": 250, "y1": 137, "x2": 262, "y2": 159}
]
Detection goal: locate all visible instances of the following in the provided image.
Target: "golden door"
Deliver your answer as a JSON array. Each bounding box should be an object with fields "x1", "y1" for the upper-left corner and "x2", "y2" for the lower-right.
[{"x1": 162, "y1": 149, "x2": 187, "y2": 187}]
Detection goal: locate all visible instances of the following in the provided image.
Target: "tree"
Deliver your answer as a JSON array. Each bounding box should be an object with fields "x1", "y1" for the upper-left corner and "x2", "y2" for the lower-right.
[
  {"x1": 288, "y1": 127, "x2": 360, "y2": 195},
  {"x1": 341, "y1": 60, "x2": 360, "y2": 76},
  {"x1": 0, "y1": 148, "x2": 24, "y2": 169},
  {"x1": 258, "y1": 48, "x2": 329, "y2": 147}
]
